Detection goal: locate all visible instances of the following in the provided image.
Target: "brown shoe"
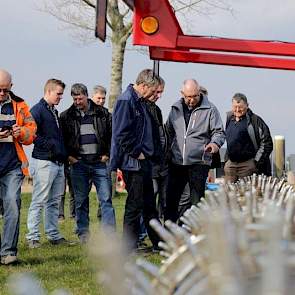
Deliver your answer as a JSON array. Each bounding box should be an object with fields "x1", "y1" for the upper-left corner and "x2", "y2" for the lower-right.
[{"x1": 1, "y1": 255, "x2": 17, "y2": 265}]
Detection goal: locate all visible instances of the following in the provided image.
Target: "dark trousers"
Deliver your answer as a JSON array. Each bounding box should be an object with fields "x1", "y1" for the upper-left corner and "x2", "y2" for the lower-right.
[
  {"x1": 122, "y1": 160, "x2": 160, "y2": 251},
  {"x1": 152, "y1": 174, "x2": 168, "y2": 219},
  {"x1": 164, "y1": 163, "x2": 209, "y2": 223}
]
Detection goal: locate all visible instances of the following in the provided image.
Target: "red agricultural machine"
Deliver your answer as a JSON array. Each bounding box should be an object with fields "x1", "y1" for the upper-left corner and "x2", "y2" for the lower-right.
[{"x1": 96, "y1": 0, "x2": 295, "y2": 71}]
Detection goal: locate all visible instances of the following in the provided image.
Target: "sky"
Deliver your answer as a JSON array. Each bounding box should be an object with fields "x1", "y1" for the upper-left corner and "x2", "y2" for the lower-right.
[{"x1": 1, "y1": 0, "x2": 295, "y2": 155}]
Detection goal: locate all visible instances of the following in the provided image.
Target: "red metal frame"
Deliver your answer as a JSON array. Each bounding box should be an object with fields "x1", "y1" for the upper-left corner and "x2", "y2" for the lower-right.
[
  {"x1": 130, "y1": 0, "x2": 295, "y2": 71},
  {"x1": 93, "y1": 0, "x2": 295, "y2": 70}
]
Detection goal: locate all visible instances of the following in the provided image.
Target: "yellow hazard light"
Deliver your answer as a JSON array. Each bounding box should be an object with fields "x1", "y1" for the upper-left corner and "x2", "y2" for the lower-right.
[{"x1": 140, "y1": 16, "x2": 159, "y2": 35}]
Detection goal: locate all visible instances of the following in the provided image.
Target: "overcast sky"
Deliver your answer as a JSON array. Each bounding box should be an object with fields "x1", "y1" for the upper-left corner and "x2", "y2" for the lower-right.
[{"x1": 2, "y1": 0, "x2": 295, "y2": 155}]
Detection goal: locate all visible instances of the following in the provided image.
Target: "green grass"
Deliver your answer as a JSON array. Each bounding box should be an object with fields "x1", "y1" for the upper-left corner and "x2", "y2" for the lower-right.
[{"x1": 0, "y1": 192, "x2": 161, "y2": 294}]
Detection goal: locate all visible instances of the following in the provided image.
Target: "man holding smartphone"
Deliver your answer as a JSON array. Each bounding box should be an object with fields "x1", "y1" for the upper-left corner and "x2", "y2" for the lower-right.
[
  {"x1": 0, "y1": 69, "x2": 37, "y2": 264},
  {"x1": 165, "y1": 79, "x2": 225, "y2": 223}
]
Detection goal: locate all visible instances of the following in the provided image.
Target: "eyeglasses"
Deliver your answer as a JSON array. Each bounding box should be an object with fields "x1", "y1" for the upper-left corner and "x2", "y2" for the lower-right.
[
  {"x1": 182, "y1": 92, "x2": 200, "y2": 99},
  {"x1": 0, "y1": 88, "x2": 9, "y2": 94}
]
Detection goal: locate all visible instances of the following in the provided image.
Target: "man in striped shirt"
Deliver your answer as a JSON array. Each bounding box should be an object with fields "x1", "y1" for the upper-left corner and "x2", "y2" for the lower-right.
[
  {"x1": 60, "y1": 83, "x2": 115, "y2": 243},
  {"x1": 0, "y1": 69, "x2": 36, "y2": 264}
]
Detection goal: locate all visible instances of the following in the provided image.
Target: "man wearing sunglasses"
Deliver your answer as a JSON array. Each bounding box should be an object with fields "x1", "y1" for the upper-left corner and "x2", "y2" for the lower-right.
[{"x1": 0, "y1": 69, "x2": 36, "y2": 265}]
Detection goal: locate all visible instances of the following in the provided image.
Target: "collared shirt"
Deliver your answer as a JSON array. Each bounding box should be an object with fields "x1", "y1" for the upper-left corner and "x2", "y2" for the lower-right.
[
  {"x1": 48, "y1": 105, "x2": 59, "y2": 128},
  {"x1": 226, "y1": 115, "x2": 256, "y2": 162}
]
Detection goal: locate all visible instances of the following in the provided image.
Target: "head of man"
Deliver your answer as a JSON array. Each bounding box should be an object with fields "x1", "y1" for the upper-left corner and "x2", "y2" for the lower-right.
[
  {"x1": 0, "y1": 69, "x2": 12, "y2": 103},
  {"x1": 232, "y1": 93, "x2": 248, "y2": 120},
  {"x1": 134, "y1": 69, "x2": 160, "y2": 99},
  {"x1": 181, "y1": 79, "x2": 201, "y2": 109},
  {"x1": 71, "y1": 83, "x2": 88, "y2": 112},
  {"x1": 44, "y1": 79, "x2": 65, "y2": 106},
  {"x1": 147, "y1": 76, "x2": 165, "y2": 103},
  {"x1": 92, "y1": 85, "x2": 106, "y2": 106}
]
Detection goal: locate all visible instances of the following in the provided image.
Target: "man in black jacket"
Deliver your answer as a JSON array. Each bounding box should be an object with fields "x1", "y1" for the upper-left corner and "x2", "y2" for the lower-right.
[
  {"x1": 224, "y1": 93, "x2": 273, "y2": 182},
  {"x1": 145, "y1": 77, "x2": 168, "y2": 219},
  {"x1": 60, "y1": 83, "x2": 115, "y2": 243}
]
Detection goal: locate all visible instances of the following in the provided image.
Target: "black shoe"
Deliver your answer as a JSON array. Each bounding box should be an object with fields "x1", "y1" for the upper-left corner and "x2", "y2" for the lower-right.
[
  {"x1": 79, "y1": 234, "x2": 89, "y2": 245},
  {"x1": 49, "y1": 238, "x2": 76, "y2": 246},
  {"x1": 152, "y1": 246, "x2": 161, "y2": 254}
]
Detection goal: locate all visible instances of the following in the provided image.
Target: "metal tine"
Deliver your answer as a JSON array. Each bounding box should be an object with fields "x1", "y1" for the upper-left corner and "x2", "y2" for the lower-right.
[
  {"x1": 149, "y1": 219, "x2": 178, "y2": 251},
  {"x1": 228, "y1": 191, "x2": 240, "y2": 212},
  {"x1": 245, "y1": 191, "x2": 254, "y2": 223},
  {"x1": 136, "y1": 259, "x2": 171, "y2": 288},
  {"x1": 271, "y1": 183, "x2": 279, "y2": 200},
  {"x1": 276, "y1": 184, "x2": 290, "y2": 207},
  {"x1": 261, "y1": 175, "x2": 267, "y2": 192},
  {"x1": 165, "y1": 220, "x2": 190, "y2": 244},
  {"x1": 174, "y1": 271, "x2": 207, "y2": 295},
  {"x1": 125, "y1": 263, "x2": 154, "y2": 295},
  {"x1": 261, "y1": 204, "x2": 286, "y2": 295},
  {"x1": 182, "y1": 207, "x2": 202, "y2": 229},
  {"x1": 283, "y1": 192, "x2": 295, "y2": 240}
]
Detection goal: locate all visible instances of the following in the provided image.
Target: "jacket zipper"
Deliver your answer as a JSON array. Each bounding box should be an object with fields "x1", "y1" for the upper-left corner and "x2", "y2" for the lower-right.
[{"x1": 182, "y1": 111, "x2": 196, "y2": 164}]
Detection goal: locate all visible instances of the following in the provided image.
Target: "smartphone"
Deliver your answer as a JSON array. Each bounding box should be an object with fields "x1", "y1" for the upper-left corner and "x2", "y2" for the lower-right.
[
  {"x1": 202, "y1": 150, "x2": 212, "y2": 163},
  {"x1": 1, "y1": 125, "x2": 13, "y2": 132}
]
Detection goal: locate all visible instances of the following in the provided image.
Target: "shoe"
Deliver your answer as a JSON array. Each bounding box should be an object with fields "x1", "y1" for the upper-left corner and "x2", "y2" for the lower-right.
[
  {"x1": 152, "y1": 246, "x2": 161, "y2": 254},
  {"x1": 49, "y1": 238, "x2": 76, "y2": 246},
  {"x1": 79, "y1": 234, "x2": 89, "y2": 245},
  {"x1": 58, "y1": 215, "x2": 65, "y2": 222},
  {"x1": 28, "y1": 240, "x2": 41, "y2": 249},
  {"x1": 1, "y1": 255, "x2": 17, "y2": 265}
]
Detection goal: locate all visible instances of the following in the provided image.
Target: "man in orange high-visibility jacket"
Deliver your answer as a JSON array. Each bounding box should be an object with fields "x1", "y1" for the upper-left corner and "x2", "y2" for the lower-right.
[{"x1": 0, "y1": 69, "x2": 36, "y2": 265}]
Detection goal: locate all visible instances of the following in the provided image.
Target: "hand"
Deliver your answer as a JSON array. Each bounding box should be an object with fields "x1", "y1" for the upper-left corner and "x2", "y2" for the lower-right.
[
  {"x1": 138, "y1": 152, "x2": 145, "y2": 160},
  {"x1": 68, "y1": 156, "x2": 78, "y2": 165},
  {"x1": 101, "y1": 155, "x2": 109, "y2": 163},
  {"x1": 204, "y1": 143, "x2": 219, "y2": 153},
  {"x1": 0, "y1": 130, "x2": 11, "y2": 139},
  {"x1": 12, "y1": 124, "x2": 21, "y2": 138}
]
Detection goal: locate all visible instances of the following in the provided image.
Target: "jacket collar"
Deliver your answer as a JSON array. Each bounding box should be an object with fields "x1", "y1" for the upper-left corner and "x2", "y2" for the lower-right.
[
  {"x1": 67, "y1": 99, "x2": 105, "y2": 117},
  {"x1": 128, "y1": 84, "x2": 142, "y2": 102},
  {"x1": 9, "y1": 91, "x2": 24, "y2": 103}
]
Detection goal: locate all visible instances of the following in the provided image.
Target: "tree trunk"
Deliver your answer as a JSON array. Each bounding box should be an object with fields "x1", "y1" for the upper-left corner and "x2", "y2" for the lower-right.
[{"x1": 108, "y1": 39, "x2": 126, "y2": 111}]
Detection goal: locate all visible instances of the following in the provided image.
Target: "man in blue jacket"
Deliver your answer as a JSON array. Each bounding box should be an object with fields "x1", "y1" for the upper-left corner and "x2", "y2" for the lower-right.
[
  {"x1": 26, "y1": 79, "x2": 68, "y2": 248},
  {"x1": 111, "y1": 69, "x2": 161, "y2": 252}
]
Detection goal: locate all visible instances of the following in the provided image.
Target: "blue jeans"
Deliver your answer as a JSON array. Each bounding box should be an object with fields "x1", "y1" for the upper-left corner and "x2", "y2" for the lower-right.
[
  {"x1": 70, "y1": 161, "x2": 116, "y2": 237},
  {"x1": 0, "y1": 167, "x2": 24, "y2": 256},
  {"x1": 26, "y1": 159, "x2": 65, "y2": 241}
]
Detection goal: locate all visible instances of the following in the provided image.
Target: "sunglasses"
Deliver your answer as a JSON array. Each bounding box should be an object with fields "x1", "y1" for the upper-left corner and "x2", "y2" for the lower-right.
[{"x1": 0, "y1": 88, "x2": 9, "y2": 94}]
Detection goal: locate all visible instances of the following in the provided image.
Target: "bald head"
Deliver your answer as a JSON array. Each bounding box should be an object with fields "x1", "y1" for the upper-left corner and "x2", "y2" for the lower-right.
[
  {"x1": 0, "y1": 69, "x2": 12, "y2": 85},
  {"x1": 0, "y1": 69, "x2": 12, "y2": 102},
  {"x1": 181, "y1": 79, "x2": 201, "y2": 109}
]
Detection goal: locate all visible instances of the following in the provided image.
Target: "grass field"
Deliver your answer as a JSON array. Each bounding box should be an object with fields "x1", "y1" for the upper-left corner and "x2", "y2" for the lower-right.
[{"x1": 0, "y1": 192, "x2": 160, "y2": 295}]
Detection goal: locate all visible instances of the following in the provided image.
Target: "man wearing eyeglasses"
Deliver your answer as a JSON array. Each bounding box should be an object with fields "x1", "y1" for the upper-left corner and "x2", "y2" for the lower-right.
[
  {"x1": 165, "y1": 79, "x2": 225, "y2": 223},
  {"x1": 0, "y1": 69, "x2": 36, "y2": 264}
]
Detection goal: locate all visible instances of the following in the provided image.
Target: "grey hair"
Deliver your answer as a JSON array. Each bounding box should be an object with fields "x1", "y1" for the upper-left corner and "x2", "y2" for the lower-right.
[
  {"x1": 71, "y1": 83, "x2": 88, "y2": 97},
  {"x1": 232, "y1": 93, "x2": 248, "y2": 104},
  {"x1": 158, "y1": 76, "x2": 165, "y2": 86},
  {"x1": 92, "y1": 85, "x2": 106, "y2": 96},
  {"x1": 135, "y1": 69, "x2": 160, "y2": 87}
]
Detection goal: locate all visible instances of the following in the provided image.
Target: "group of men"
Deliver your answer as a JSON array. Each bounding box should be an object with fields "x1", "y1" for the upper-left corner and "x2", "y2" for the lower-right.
[{"x1": 0, "y1": 67, "x2": 273, "y2": 264}]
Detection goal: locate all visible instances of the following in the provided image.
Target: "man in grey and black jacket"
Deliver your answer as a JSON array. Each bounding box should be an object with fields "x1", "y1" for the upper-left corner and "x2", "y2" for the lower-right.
[
  {"x1": 165, "y1": 79, "x2": 225, "y2": 223},
  {"x1": 224, "y1": 93, "x2": 273, "y2": 182}
]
